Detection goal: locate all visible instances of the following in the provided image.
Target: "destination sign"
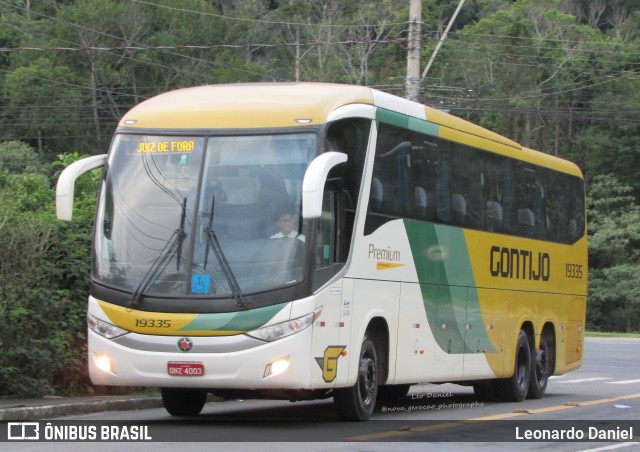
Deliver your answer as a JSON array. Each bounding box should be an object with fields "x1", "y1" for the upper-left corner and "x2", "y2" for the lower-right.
[{"x1": 136, "y1": 140, "x2": 195, "y2": 153}]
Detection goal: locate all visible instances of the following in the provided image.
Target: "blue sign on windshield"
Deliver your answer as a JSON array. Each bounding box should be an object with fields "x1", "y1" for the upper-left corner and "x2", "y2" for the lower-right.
[{"x1": 191, "y1": 274, "x2": 211, "y2": 294}]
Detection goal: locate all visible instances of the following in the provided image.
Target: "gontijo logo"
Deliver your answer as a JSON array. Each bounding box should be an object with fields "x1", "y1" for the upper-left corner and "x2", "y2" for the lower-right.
[
  {"x1": 177, "y1": 337, "x2": 193, "y2": 352},
  {"x1": 315, "y1": 346, "x2": 346, "y2": 383},
  {"x1": 489, "y1": 245, "x2": 550, "y2": 281}
]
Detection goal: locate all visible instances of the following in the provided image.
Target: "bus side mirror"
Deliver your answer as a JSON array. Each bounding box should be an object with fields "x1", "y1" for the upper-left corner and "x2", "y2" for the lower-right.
[
  {"x1": 302, "y1": 152, "x2": 347, "y2": 219},
  {"x1": 56, "y1": 154, "x2": 107, "y2": 221}
]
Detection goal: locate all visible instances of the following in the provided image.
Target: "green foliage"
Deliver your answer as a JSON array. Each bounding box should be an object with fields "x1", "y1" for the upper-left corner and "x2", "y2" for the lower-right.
[
  {"x1": 589, "y1": 265, "x2": 640, "y2": 333},
  {"x1": 578, "y1": 75, "x2": 640, "y2": 197},
  {"x1": 0, "y1": 147, "x2": 99, "y2": 396},
  {"x1": 0, "y1": 141, "x2": 44, "y2": 173},
  {"x1": 3, "y1": 57, "x2": 85, "y2": 153},
  {"x1": 587, "y1": 175, "x2": 640, "y2": 332}
]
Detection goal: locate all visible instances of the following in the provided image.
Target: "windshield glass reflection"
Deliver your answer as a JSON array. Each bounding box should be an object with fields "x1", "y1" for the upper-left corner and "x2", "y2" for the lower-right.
[
  {"x1": 94, "y1": 133, "x2": 316, "y2": 300},
  {"x1": 193, "y1": 134, "x2": 315, "y2": 297}
]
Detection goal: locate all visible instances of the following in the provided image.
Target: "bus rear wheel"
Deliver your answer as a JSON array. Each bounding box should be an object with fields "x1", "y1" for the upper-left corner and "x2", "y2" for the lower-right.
[
  {"x1": 528, "y1": 333, "x2": 552, "y2": 399},
  {"x1": 161, "y1": 388, "x2": 207, "y2": 416},
  {"x1": 495, "y1": 329, "x2": 531, "y2": 402},
  {"x1": 333, "y1": 337, "x2": 379, "y2": 421}
]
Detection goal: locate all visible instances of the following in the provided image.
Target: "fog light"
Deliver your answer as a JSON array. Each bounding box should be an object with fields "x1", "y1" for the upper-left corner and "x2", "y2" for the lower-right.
[
  {"x1": 94, "y1": 354, "x2": 115, "y2": 374},
  {"x1": 263, "y1": 356, "x2": 290, "y2": 378}
]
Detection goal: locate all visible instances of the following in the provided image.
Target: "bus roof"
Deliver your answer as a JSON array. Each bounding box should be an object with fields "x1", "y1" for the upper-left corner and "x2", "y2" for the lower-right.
[
  {"x1": 120, "y1": 83, "x2": 375, "y2": 130},
  {"x1": 119, "y1": 82, "x2": 582, "y2": 178}
]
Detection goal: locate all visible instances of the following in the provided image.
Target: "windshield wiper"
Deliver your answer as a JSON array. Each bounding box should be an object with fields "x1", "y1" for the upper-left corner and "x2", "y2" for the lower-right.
[
  {"x1": 129, "y1": 198, "x2": 187, "y2": 306},
  {"x1": 203, "y1": 196, "x2": 251, "y2": 310}
]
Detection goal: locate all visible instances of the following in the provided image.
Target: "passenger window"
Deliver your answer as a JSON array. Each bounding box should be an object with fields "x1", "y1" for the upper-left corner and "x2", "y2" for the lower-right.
[
  {"x1": 325, "y1": 117, "x2": 371, "y2": 252},
  {"x1": 411, "y1": 136, "x2": 439, "y2": 221},
  {"x1": 369, "y1": 123, "x2": 413, "y2": 218},
  {"x1": 514, "y1": 165, "x2": 538, "y2": 237},
  {"x1": 544, "y1": 170, "x2": 565, "y2": 241},
  {"x1": 483, "y1": 154, "x2": 504, "y2": 232},
  {"x1": 364, "y1": 117, "x2": 585, "y2": 244},
  {"x1": 545, "y1": 170, "x2": 584, "y2": 243},
  {"x1": 316, "y1": 190, "x2": 339, "y2": 268},
  {"x1": 567, "y1": 179, "x2": 585, "y2": 242},
  {"x1": 435, "y1": 142, "x2": 452, "y2": 224},
  {"x1": 450, "y1": 144, "x2": 483, "y2": 229}
]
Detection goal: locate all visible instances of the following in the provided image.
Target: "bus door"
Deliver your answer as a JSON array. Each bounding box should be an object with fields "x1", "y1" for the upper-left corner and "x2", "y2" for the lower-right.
[{"x1": 310, "y1": 185, "x2": 352, "y2": 387}]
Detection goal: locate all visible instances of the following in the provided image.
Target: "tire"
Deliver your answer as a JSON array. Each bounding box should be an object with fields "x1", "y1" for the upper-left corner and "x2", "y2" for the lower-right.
[
  {"x1": 378, "y1": 384, "x2": 411, "y2": 401},
  {"x1": 333, "y1": 336, "x2": 379, "y2": 421},
  {"x1": 161, "y1": 388, "x2": 207, "y2": 416},
  {"x1": 495, "y1": 329, "x2": 531, "y2": 402},
  {"x1": 528, "y1": 333, "x2": 553, "y2": 399}
]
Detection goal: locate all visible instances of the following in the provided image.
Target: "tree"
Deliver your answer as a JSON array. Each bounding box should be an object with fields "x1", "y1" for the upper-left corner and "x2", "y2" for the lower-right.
[
  {"x1": 329, "y1": 0, "x2": 401, "y2": 85},
  {"x1": 55, "y1": 0, "x2": 152, "y2": 148},
  {"x1": 3, "y1": 57, "x2": 84, "y2": 155},
  {"x1": 437, "y1": 0, "x2": 613, "y2": 158},
  {"x1": 0, "y1": 140, "x2": 44, "y2": 173},
  {"x1": 0, "y1": 146, "x2": 100, "y2": 396},
  {"x1": 587, "y1": 174, "x2": 640, "y2": 332},
  {"x1": 577, "y1": 75, "x2": 640, "y2": 198}
]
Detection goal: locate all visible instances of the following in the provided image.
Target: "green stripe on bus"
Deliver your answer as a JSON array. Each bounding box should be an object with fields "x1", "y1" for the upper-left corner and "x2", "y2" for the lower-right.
[
  {"x1": 377, "y1": 109, "x2": 439, "y2": 137},
  {"x1": 377, "y1": 109, "x2": 409, "y2": 129},
  {"x1": 408, "y1": 117, "x2": 439, "y2": 137},
  {"x1": 179, "y1": 302, "x2": 288, "y2": 333},
  {"x1": 404, "y1": 220, "x2": 494, "y2": 354}
]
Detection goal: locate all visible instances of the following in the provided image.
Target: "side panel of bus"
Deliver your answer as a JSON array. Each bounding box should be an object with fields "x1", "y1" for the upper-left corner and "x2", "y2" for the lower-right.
[{"x1": 337, "y1": 105, "x2": 586, "y2": 387}]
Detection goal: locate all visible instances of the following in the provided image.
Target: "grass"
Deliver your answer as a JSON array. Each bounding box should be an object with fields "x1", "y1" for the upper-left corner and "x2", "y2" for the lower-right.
[{"x1": 585, "y1": 331, "x2": 640, "y2": 338}]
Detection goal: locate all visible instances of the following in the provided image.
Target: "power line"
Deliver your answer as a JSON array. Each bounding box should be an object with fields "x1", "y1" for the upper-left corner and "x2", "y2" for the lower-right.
[
  {"x1": 0, "y1": 68, "x2": 142, "y2": 100},
  {"x1": 0, "y1": 40, "x2": 400, "y2": 53},
  {"x1": 0, "y1": 1, "x2": 637, "y2": 136},
  {"x1": 448, "y1": 30, "x2": 640, "y2": 49},
  {"x1": 0, "y1": 0, "x2": 277, "y2": 83},
  {"x1": 129, "y1": 0, "x2": 408, "y2": 29}
]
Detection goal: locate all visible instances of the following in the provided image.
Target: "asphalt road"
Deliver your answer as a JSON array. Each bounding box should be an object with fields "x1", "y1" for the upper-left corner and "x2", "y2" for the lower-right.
[{"x1": 3, "y1": 337, "x2": 639, "y2": 451}]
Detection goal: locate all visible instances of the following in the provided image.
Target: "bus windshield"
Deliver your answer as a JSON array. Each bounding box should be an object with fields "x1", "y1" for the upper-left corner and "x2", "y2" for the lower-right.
[{"x1": 94, "y1": 132, "x2": 317, "y2": 301}]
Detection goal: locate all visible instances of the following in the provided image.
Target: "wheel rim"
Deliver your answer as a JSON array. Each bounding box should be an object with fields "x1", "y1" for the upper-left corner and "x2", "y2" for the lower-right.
[
  {"x1": 535, "y1": 344, "x2": 549, "y2": 386},
  {"x1": 358, "y1": 353, "x2": 377, "y2": 407}
]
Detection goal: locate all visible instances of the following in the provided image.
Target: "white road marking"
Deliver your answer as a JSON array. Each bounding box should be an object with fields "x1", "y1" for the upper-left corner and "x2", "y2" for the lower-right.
[
  {"x1": 579, "y1": 443, "x2": 640, "y2": 452},
  {"x1": 554, "y1": 377, "x2": 614, "y2": 384},
  {"x1": 607, "y1": 379, "x2": 640, "y2": 385}
]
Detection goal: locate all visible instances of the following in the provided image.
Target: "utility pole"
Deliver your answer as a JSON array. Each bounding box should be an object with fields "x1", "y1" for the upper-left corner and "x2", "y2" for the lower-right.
[{"x1": 405, "y1": 0, "x2": 421, "y2": 102}]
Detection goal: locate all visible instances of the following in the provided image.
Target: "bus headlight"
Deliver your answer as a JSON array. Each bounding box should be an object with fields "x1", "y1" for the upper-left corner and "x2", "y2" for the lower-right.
[
  {"x1": 93, "y1": 354, "x2": 116, "y2": 374},
  {"x1": 264, "y1": 356, "x2": 290, "y2": 378},
  {"x1": 87, "y1": 314, "x2": 129, "y2": 339},
  {"x1": 246, "y1": 307, "x2": 322, "y2": 342}
]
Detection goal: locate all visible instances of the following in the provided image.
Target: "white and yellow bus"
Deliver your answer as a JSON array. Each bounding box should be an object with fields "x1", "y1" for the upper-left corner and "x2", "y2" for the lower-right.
[{"x1": 56, "y1": 83, "x2": 587, "y2": 420}]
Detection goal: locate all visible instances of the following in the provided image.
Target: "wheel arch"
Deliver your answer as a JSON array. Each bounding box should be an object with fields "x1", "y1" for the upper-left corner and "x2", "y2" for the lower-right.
[
  {"x1": 540, "y1": 321, "x2": 557, "y2": 375},
  {"x1": 364, "y1": 316, "x2": 390, "y2": 385},
  {"x1": 520, "y1": 320, "x2": 535, "y2": 350}
]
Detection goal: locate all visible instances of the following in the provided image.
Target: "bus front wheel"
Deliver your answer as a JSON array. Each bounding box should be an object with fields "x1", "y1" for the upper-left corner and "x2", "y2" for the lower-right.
[
  {"x1": 333, "y1": 336, "x2": 379, "y2": 421},
  {"x1": 495, "y1": 329, "x2": 531, "y2": 402},
  {"x1": 161, "y1": 388, "x2": 207, "y2": 416}
]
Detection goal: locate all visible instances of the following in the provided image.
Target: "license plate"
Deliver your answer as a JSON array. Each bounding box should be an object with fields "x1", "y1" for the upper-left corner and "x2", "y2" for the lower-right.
[{"x1": 167, "y1": 362, "x2": 205, "y2": 377}]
